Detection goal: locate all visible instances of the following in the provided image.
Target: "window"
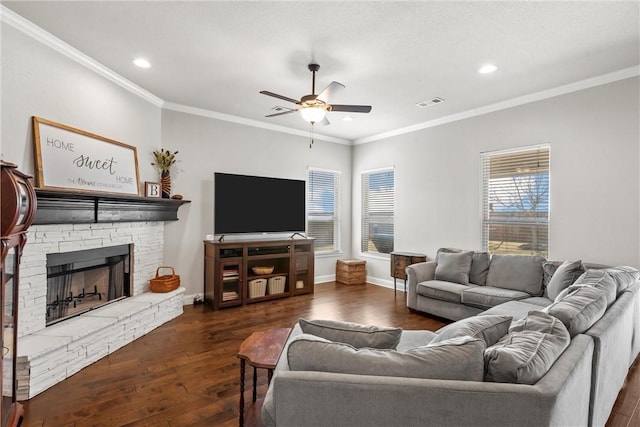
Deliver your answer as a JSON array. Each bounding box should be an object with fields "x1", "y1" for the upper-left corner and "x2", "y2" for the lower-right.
[
  {"x1": 307, "y1": 168, "x2": 341, "y2": 253},
  {"x1": 361, "y1": 168, "x2": 394, "y2": 255},
  {"x1": 481, "y1": 145, "x2": 550, "y2": 258}
]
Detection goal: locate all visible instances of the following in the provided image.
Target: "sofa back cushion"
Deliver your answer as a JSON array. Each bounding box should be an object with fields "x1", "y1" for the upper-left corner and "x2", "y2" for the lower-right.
[
  {"x1": 432, "y1": 315, "x2": 512, "y2": 347},
  {"x1": 601, "y1": 266, "x2": 640, "y2": 294},
  {"x1": 287, "y1": 333, "x2": 485, "y2": 381},
  {"x1": 485, "y1": 311, "x2": 570, "y2": 384},
  {"x1": 565, "y1": 270, "x2": 617, "y2": 307},
  {"x1": 545, "y1": 260, "x2": 585, "y2": 300},
  {"x1": 437, "y1": 248, "x2": 490, "y2": 285},
  {"x1": 434, "y1": 251, "x2": 473, "y2": 284},
  {"x1": 486, "y1": 254, "x2": 545, "y2": 296},
  {"x1": 298, "y1": 318, "x2": 402, "y2": 349},
  {"x1": 545, "y1": 285, "x2": 608, "y2": 337}
]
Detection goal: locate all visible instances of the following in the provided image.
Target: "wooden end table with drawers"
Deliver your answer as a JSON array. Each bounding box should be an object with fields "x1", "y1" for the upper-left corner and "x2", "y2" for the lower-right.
[{"x1": 390, "y1": 251, "x2": 428, "y2": 294}]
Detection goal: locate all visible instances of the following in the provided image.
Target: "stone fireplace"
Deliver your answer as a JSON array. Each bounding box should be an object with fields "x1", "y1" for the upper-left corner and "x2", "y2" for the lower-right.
[{"x1": 16, "y1": 221, "x2": 185, "y2": 399}]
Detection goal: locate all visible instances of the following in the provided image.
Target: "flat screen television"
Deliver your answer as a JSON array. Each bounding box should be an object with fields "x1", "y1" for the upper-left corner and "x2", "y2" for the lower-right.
[{"x1": 214, "y1": 172, "x2": 306, "y2": 235}]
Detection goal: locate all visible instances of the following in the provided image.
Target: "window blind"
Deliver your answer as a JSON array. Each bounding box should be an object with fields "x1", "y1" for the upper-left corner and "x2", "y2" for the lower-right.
[
  {"x1": 481, "y1": 145, "x2": 550, "y2": 257},
  {"x1": 361, "y1": 168, "x2": 394, "y2": 254},
  {"x1": 307, "y1": 168, "x2": 340, "y2": 253}
]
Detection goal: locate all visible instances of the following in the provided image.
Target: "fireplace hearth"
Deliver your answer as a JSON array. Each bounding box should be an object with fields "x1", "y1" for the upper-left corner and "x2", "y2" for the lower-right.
[{"x1": 46, "y1": 244, "x2": 132, "y2": 326}]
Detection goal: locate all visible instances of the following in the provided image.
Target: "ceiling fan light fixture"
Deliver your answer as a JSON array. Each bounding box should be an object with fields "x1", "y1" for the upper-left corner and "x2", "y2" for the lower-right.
[{"x1": 300, "y1": 106, "x2": 327, "y2": 124}]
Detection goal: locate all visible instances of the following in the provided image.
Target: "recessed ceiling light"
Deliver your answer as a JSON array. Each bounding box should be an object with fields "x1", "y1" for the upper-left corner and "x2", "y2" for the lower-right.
[
  {"x1": 343, "y1": 116, "x2": 353, "y2": 121},
  {"x1": 478, "y1": 64, "x2": 497, "y2": 74},
  {"x1": 133, "y1": 58, "x2": 151, "y2": 68}
]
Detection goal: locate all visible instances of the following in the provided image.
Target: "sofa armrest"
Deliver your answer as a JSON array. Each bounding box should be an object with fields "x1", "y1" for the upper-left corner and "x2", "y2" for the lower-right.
[
  {"x1": 406, "y1": 261, "x2": 436, "y2": 310},
  {"x1": 271, "y1": 334, "x2": 592, "y2": 427}
]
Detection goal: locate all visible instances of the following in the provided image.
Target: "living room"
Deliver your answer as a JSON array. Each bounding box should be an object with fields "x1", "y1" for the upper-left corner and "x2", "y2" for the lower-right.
[{"x1": 1, "y1": 1, "x2": 639, "y2": 426}]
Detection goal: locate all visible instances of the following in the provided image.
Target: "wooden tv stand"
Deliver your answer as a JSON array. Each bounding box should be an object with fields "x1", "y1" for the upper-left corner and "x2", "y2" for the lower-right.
[{"x1": 203, "y1": 238, "x2": 314, "y2": 310}]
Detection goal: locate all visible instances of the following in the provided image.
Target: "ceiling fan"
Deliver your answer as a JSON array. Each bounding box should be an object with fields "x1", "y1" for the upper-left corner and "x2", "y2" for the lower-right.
[{"x1": 260, "y1": 63, "x2": 372, "y2": 127}]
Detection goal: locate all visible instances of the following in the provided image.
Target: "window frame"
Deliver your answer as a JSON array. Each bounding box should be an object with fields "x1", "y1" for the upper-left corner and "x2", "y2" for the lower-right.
[
  {"x1": 481, "y1": 144, "x2": 550, "y2": 258},
  {"x1": 307, "y1": 167, "x2": 341, "y2": 254},
  {"x1": 361, "y1": 166, "x2": 395, "y2": 257}
]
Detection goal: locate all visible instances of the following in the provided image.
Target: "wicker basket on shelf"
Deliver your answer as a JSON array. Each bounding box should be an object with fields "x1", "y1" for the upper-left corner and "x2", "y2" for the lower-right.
[
  {"x1": 248, "y1": 278, "x2": 267, "y2": 298},
  {"x1": 268, "y1": 276, "x2": 286, "y2": 294},
  {"x1": 149, "y1": 266, "x2": 180, "y2": 293}
]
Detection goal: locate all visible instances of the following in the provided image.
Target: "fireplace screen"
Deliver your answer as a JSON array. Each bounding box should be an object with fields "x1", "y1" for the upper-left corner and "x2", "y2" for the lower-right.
[{"x1": 46, "y1": 244, "x2": 131, "y2": 326}]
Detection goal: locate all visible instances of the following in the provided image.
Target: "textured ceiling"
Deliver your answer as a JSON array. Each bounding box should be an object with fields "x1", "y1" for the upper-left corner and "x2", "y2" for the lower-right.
[{"x1": 3, "y1": 1, "x2": 639, "y2": 142}]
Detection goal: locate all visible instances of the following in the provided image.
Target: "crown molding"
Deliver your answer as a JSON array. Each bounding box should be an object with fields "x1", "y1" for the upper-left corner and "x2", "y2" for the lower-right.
[
  {"x1": 1, "y1": 5, "x2": 164, "y2": 107},
  {"x1": 354, "y1": 66, "x2": 640, "y2": 145},
  {"x1": 162, "y1": 102, "x2": 352, "y2": 145}
]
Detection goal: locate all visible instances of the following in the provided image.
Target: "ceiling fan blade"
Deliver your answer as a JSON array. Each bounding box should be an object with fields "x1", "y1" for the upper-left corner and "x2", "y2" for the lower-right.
[
  {"x1": 314, "y1": 116, "x2": 330, "y2": 127},
  {"x1": 265, "y1": 110, "x2": 297, "y2": 118},
  {"x1": 260, "y1": 91, "x2": 300, "y2": 104},
  {"x1": 316, "y1": 81, "x2": 345, "y2": 104},
  {"x1": 330, "y1": 104, "x2": 372, "y2": 113}
]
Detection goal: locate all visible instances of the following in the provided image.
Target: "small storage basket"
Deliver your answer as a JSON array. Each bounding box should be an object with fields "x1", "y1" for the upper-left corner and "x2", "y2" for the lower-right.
[
  {"x1": 248, "y1": 278, "x2": 267, "y2": 298},
  {"x1": 149, "y1": 266, "x2": 180, "y2": 293},
  {"x1": 268, "y1": 276, "x2": 286, "y2": 294}
]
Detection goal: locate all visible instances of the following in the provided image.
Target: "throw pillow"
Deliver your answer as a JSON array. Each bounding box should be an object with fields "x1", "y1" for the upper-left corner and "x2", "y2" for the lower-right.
[
  {"x1": 436, "y1": 248, "x2": 490, "y2": 285},
  {"x1": 298, "y1": 318, "x2": 402, "y2": 349},
  {"x1": 434, "y1": 251, "x2": 473, "y2": 285},
  {"x1": 470, "y1": 252, "x2": 491, "y2": 286},
  {"x1": 287, "y1": 333, "x2": 485, "y2": 381},
  {"x1": 545, "y1": 286, "x2": 608, "y2": 337},
  {"x1": 431, "y1": 315, "x2": 512, "y2": 347},
  {"x1": 546, "y1": 260, "x2": 584, "y2": 301},
  {"x1": 485, "y1": 254, "x2": 545, "y2": 296}
]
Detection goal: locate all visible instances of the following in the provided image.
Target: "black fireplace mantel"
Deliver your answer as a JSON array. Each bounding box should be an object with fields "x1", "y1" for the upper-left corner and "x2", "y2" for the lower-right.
[{"x1": 33, "y1": 188, "x2": 190, "y2": 225}]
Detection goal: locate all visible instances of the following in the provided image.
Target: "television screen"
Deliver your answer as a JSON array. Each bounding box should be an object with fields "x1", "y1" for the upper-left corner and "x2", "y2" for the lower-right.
[{"x1": 214, "y1": 172, "x2": 306, "y2": 235}]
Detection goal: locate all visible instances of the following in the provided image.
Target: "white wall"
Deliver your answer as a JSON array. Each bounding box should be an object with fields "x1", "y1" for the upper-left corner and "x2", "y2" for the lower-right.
[
  {"x1": 1, "y1": 24, "x2": 161, "y2": 182},
  {"x1": 1, "y1": 23, "x2": 353, "y2": 300},
  {"x1": 161, "y1": 109, "x2": 352, "y2": 297},
  {"x1": 353, "y1": 77, "x2": 640, "y2": 285}
]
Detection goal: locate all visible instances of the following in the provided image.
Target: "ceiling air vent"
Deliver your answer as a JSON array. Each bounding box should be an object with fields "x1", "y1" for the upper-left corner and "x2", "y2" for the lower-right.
[{"x1": 416, "y1": 97, "x2": 445, "y2": 108}]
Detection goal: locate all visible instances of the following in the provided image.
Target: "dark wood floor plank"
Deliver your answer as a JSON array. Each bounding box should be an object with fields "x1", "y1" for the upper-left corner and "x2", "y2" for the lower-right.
[{"x1": 18, "y1": 281, "x2": 637, "y2": 426}]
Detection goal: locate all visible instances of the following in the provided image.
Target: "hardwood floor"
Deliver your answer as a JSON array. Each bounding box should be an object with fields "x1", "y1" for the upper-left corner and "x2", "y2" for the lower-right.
[{"x1": 20, "y1": 282, "x2": 640, "y2": 426}]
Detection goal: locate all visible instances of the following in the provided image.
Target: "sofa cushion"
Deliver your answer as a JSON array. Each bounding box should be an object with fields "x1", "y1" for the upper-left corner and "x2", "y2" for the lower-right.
[
  {"x1": 416, "y1": 280, "x2": 471, "y2": 303},
  {"x1": 298, "y1": 318, "x2": 402, "y2": 349},
  {"x1": 520, "y1": 296, "x2": 553, "y2": 307},
  {"x1": 461, "y1": 286, "x2": 530, "y2": 309},
  {"x1": 485, "y1": 311, "x2": 570, "y2": 385},
  {"x1": 480, "y1": 300, "x2": 546, "y2": 320},
  {"x1": 434, "y1": 251, "x2": 473, "y2": 284},
  {"x1": 546, "y1": 260, "x2": 584, "y2": 300},
  {"x1": 486, "y1": 254, "x2": 545, "y2": 296},
  {"x1": 287, "y1": 333, "x2": 485, "y2": 381},
  {"x1": 432, "y1": 315, "x2": 512, "y2": 347},
  {"x1": 508, "y1": 310, "x2": 566, "y2": 334},
  {"x1": 545, "y1": 285, "x2": 608, "y2": 337},
  {"x1": 436, "y1": 248, "x2": 490, "y2": 285},
  {"x1": 567, "y1": 270, "x2": 617, "y2": 307},
  {"x1": 601, "y1": 266, "x2": 640, "y2": 294}
]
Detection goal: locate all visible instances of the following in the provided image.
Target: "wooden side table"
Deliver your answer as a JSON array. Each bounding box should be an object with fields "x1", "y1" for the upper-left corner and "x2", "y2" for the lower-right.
[
  {"x1": 390, "y1": 252, "x2": 427, "y2": 294},
  {"x1": 237, "y1": 328, "x2": 292, "y2": 427}
]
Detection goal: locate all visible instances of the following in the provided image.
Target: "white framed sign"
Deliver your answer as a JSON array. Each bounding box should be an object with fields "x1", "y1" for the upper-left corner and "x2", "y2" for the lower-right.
[{"x1": 32, "y1": 117, "x2": 141, "y2": 195}]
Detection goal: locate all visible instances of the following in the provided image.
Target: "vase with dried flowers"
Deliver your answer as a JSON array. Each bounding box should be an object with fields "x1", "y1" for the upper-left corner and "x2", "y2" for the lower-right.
[{"x1": 152, "y1": 149, "x2": 178, "y2": 198}]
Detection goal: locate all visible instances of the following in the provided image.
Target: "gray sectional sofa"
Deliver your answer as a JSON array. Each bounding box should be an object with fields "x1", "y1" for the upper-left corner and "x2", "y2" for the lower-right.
[{"x1": 261, "y1": 250, "x2": 640, "y2": 427}]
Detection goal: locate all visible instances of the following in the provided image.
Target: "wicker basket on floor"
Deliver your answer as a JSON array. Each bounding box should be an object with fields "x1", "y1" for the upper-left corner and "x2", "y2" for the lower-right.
[{"x1": 149, "y1": 266, "x2": 180, "y2": 293}]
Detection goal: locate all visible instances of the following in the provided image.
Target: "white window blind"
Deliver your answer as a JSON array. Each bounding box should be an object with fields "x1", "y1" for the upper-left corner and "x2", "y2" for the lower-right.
[
  {"x1": 481, "y1": 145, "x2": 550, "y2": 258},
  {"x1": 361, "y1": 168, "x2": 394, "y2": 255},
  {"x1": 307, "y1": 168, "x2": 340, "y2": 253}
]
